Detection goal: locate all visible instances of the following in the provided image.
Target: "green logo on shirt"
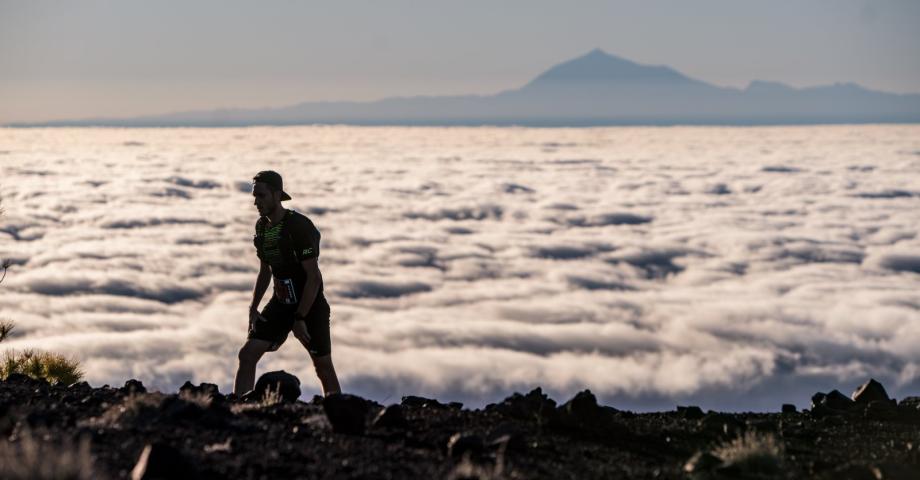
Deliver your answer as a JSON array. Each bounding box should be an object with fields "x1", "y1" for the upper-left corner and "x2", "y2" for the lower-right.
[{"x1": 303, "y1": 248, "x2": 313, "y2": 256}]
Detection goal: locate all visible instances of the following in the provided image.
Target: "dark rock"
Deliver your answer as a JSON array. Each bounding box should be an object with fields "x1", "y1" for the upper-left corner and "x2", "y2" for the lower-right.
[
  {"x1": 851, "y1": 379, "x2": 890, "y2": 405},
  {"x1": 677, "y1": 405, "x2": 705, "y2": 420},
  {"x1": 698, "y1": 413, "x2": 744, "y2": 437},
  {"x1": 122, "y1": 379, "x2": 147, "y2": 395},
  {"x1": 179, "y1": 381, "x2": 225, "y2": 404},
  {"x1": 485, "y1": 387, "x2": 557, "y2": 423},
  {"x1": 822, "y1": 464, "x2": 877, "y2": 480},
  {"x1": 873, "y1": 462, "x2": 920, "y2": 480},
  {"x1": 447, "y1": 432, "x2": 484, "y2": 459},
  {"x1": 4, "y1": 373, "x2": 34, "y2": 384},
  {"x1": 371, "y1": 404, "x2": 408, "y2": 430},
  {"x1": 253, "y1": 370, "x2": 300, "y2": 403},
  {"x1": 865, "y1": 400, "x2": 898, "y2": 421},
  {"x1": 159, "y1": 395, "x2": 204, "y2": 422},
  {"x1": 782, "y1": 404, "x2": 797, "y2": 414},
  {"x1": 131, "y1": 442, "x2": 196, "y2": 480},
  {"x1": 68, "y1": 381, "x2": 92, "y2": 392},
  {"x1": 684, "y1": 451, "x2": 723, "y2": 473},
  {"x1": 448, "y1": 401, "x2": 464, "y2": 410},
  {"x1": 401, "y1": 395, "x2": 448, "y2": 409},
  {"x1": 323, "y1": 393, "x2": 374, "y2": 435},
  {"x1": 556, "y1": 390, "x2": 603, "y2": 426},
  {"x1": 486, "y1": 423, "x2": 527, "y2": 452},
  {"x1": 896, "y1": 397, "x2": 920, "y2": 421},
  {"x1": 812, "y1": 389, "x2": 855, "y2": 412}
]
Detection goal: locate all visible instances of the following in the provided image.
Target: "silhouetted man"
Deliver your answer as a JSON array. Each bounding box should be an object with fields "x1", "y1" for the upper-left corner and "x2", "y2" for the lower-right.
[{"x1": 234, "y1": 170, "x2": 341, "y2": 397}]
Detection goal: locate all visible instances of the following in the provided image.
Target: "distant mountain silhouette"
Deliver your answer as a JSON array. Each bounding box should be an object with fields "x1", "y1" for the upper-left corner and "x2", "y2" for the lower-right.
[{"x1": 14, "y1": 49, "x2": 920, "y2": 126}]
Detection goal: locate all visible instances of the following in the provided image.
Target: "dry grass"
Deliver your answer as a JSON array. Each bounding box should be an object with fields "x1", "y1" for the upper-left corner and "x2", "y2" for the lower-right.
[
  {"x1": 91, "y1": 392, "x2": 165, "y2": 428},
  {"x1": 1, "y1": 349, "x2": 84, "y2": 385},
  {"x1": 713, "y1": 431, "x2": 784, "y2": 476},
  {"x1": 0, "y1": 320, "x2": 13, "y2": 343},
  {"x1": 179, "y1": 389, "x2": 214, "y2": 408},
  {"x1": 0, "y1": 429, "x2": 95, "y2": 480},
  {"x1": 261, "y1": 383, "x2": 283, "y2": 407}
]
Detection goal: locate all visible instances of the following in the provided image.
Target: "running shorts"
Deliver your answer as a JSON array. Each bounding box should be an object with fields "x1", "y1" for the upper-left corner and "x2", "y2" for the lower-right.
[{"x1": 248, "y1": 293, "x2": 331, "y2": 356}]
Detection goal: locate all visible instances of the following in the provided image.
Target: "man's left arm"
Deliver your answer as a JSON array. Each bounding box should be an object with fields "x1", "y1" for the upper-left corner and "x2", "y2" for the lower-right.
[{"x1": 296, "y1": 258, "x2": 322, "y2": 317}]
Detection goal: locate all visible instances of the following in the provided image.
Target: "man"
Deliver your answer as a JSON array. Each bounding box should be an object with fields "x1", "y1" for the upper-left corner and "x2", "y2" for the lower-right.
[{"x1": 234, "y1": 170, "x2": 341, "y2": 397}]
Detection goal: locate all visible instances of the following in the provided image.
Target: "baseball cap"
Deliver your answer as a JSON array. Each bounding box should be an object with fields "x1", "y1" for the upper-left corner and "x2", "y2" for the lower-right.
[{"x1": 252, "y1": 170, "x2": 292, "y2": 201}]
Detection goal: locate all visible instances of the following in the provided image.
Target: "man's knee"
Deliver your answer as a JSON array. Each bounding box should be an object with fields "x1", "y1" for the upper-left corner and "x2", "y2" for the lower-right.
[{"x1": 238, "y1": 343, "x2": 266, "y2": 364}]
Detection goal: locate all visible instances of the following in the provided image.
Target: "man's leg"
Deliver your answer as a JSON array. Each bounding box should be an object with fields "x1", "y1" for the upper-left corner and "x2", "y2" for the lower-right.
[
  {"x1": 310, "y1": 354, "x2": 341, "y2": 396},
  {"x1": 234, "y1": 338, "x2": 273, "y2": 394}
]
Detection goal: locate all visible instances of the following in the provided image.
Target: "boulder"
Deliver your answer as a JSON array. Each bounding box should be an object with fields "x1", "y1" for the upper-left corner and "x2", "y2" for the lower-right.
[
  {"x1": 371, "y1": 404, "x2": 408, "y2": 430},
  {"x1": 782, "y1": 404, "x2": 797, "y2": 414},
  {"x1": 865, "y1": 399, "x2": 898, "y2": 421},
  {"x1": 131, "y1": 442, "x2": 196, "y2": 480},
  {"x1": 4, "y1": 373, "x2": 34, "y2": 384},
  {"x1": 851, "y1": 379, "x2": 890, "y2": 405},
  {"x1": 698, "y1": 413, "x2": 744, "y2": 437},
  {"x1": 677, "y1": 405, "x2": 705, "y2": 420},
  {"x1": 401, "y1": 395, "x2": 448, "y2": 409},
  {"x1": 179, "y1": 381, "x2": 225, "y2": 404},
  {"x1": 485, "y1": 387, "x2": 557, "y2": 423},
  {"x1": 811, "y1": 389, "x2": 855, "y2": 412},
  {"x1": 122, "y1": 379, "x2": 147, "y2": 395},
  {"x1": 897, "y1": 396, "x2": 920, "y2": 421},
  {"x1": 555, "y1": 390, "x2": 621, "y2": 431},
  {"x1": 252, "y1": 370, "x2": 300, "y2": 403},
  {"x1": 323, "y1": 393, "x2": 375, "y2": 435}
]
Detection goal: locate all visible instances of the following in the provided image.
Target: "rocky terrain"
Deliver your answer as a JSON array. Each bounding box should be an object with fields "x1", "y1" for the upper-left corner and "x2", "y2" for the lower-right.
[{"x1": 0, "y1": 373, "x2": 918, "y2": 479}]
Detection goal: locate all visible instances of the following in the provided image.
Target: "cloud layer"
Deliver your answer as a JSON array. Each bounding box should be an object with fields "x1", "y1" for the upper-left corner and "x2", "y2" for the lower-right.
[{"x1": 1, "y1": 125, "x2": 918, "y2": 411}]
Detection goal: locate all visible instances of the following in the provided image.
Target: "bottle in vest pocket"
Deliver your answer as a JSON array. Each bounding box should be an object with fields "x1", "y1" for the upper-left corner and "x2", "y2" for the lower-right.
[{"x1": 274, "y1": 277, "x2": 298, "y2": 305}]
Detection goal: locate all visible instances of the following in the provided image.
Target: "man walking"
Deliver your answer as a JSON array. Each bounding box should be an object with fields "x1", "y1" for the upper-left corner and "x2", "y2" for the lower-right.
[{"x1": 234, "y1": 170, "x2": 341, "y2": 397}]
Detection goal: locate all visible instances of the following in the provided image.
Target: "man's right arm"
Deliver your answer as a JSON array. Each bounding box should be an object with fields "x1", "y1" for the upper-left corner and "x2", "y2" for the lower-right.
[{"x1": 250, "y1": 261, "x2": 272, "y2": 310}]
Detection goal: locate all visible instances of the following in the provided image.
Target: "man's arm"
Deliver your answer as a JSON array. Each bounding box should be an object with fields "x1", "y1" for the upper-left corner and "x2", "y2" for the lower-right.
[
  {"x1": 295, "y1": 258, "x2": 322, "y2": 317},
  {"x1": 250, "y1": 260, "x2": 272, "y2": 310}
]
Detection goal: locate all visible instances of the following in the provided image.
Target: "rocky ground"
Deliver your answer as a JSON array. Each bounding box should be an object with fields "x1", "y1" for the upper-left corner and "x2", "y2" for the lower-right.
[{"x1": 0, "y1": 373, "x2": 918, "y2": 479}]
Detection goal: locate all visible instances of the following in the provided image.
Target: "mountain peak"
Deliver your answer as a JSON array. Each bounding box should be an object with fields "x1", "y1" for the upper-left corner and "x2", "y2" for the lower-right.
[{"x1": 524, "y1": 49, "x2": 697, "y2": 88}]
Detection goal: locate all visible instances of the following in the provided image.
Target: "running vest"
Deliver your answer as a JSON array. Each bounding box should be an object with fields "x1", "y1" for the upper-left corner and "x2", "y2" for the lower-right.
[{"x1": 253, "y1": 210, "x2": 323, "y2": 301}]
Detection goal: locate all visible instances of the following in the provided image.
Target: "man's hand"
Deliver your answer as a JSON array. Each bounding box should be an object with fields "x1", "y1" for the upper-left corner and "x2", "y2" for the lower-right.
[
  {"x1": 249, "y1": 306, "x2": 267, "y2": 324},
  {"x1": 292, "y1": 316, "x2": 311, "y2": 346}
]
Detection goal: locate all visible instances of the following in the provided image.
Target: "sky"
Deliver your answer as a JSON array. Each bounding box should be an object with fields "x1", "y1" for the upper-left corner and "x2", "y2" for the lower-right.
[
  {"x1": 1, "y1": 0, "x2": 919, "y2": 124},
  {"x1": 1, "y1": 125, "x2": 919, "y2": 410}
]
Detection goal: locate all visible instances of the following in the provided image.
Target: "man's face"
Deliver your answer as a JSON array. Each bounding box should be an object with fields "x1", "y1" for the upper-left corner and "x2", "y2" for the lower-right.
[{"x1": 252, "y1": 182, "x2": 279, "y2": 216}]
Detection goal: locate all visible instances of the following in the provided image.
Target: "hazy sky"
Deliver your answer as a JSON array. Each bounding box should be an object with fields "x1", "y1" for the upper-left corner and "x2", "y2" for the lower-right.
[{"x1": 2, "y1": 0, "x2": 919, "y2": 123}]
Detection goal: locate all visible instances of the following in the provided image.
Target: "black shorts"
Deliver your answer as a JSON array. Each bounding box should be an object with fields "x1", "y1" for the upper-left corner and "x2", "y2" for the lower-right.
[{"x1": 248, "y1": 293, "x2": 331, "y2": 356}]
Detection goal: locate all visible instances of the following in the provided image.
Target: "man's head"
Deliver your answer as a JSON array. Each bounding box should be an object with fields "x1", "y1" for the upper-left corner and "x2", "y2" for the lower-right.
[{"x1": 252, "y1": 170, "x2": 291, "y2": 217}]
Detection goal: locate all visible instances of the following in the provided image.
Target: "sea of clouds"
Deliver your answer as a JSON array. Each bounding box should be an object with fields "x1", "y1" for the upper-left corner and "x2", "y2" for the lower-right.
[{"x1": 1, "y1": 125, "x2": 918, "y2": 411}]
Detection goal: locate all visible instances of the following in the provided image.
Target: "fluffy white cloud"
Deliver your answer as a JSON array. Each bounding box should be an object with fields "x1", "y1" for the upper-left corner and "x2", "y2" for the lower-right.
[{"x1": 0, "y1": 125, "x2": 918, "y2": 411}]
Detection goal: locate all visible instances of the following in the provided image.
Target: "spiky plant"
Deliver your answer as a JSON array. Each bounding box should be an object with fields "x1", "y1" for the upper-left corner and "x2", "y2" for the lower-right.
[
  {"x1": 713, "y1": 431, "x2": 784, "y2": 476},
  {"x1": 1, "y1": 349, "x2": 85, "y2": 385},
  {"x1": 0, "y1": 196, "x2": 84, "y2": 385}
]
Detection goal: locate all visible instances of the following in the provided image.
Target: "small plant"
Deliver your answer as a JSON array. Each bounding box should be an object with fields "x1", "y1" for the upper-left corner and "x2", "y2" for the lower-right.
[
  {"x1": 179, "y1": 389, "x2": 214, "y2": 408},
  {"x1": 0, "y1": 428, "x2": 95, "y2": 480},
  {"x1": 261, "y1": 383, "x2": 283, "y2": 407},
  {"x1": 0, "y1": 320, "x2": 12, "y2": 342},
  {"x1": 1, "y1": 348, "x2": 84, "y2": 385},
  {"x1": 713, "y1": 431, "x2": 784, "y2": 476}
]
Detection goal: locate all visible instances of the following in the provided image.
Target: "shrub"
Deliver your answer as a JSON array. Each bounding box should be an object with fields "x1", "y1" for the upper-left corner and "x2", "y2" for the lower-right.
[
  {"x1": 0, "y1": 320, "x2": 12, "y2": 342},
  {"x1": 0, "y1": 196, "x2": 84, "y2": 385},
  {"x1": 713, "y1": 431, "x2": 784, "y2": 475},
  {"x1": 1, "y1": 349, "x2": 84, "y2": 385}
]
